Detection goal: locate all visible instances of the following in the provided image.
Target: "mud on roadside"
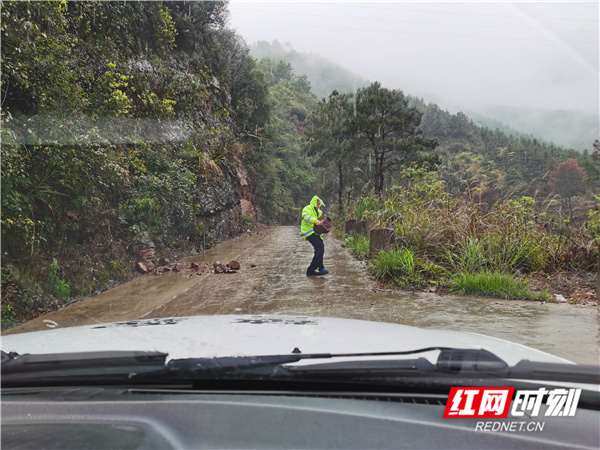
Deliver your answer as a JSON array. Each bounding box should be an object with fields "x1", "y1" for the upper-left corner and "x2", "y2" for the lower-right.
[{"x1": 529, "y1": 271, "x2": 598, "y2": 305}]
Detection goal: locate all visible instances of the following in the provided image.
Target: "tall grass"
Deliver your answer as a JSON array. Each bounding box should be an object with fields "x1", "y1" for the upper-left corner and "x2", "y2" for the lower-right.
[
  {"x1": 483, "y1": 233, "x2": 546, "y2": 273},
  {"x1": 370, "y1": 247, "x2": 423, "y2": 288},
  {"x1": 450, "y1": 272, "x2": 548, "y2": 301},
  {"x1": 446, "y1": 233, "x2": 547, "y2": 274},
  {"x1": 342, "y1": 234, "x2": 370, "y2": 260},
  {"x1": 445, "y1": 236, "x2": 487, "y2": 274},
  {"x1": 344, "y1": 171, "x2": 574, "y2": 298}
]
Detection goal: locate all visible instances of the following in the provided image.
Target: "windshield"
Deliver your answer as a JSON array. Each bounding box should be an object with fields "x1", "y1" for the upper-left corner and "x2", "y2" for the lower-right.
[
  {"x1": 2, "y1": 3, "x2": 599, "y2": 448},
  {"x1": 1, "y1": 0, "x2": 598, "y2": 381}
]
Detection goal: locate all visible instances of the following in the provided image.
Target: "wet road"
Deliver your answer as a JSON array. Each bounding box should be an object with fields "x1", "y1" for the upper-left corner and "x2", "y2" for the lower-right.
[{"x1": 6, "y1": 226, "x2": 600, "y2": 364}]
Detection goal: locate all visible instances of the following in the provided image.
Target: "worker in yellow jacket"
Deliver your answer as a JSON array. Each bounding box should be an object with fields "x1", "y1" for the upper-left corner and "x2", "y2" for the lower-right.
[{"x1": 300, "y1": 195, "x2": 329, "y2": 276}]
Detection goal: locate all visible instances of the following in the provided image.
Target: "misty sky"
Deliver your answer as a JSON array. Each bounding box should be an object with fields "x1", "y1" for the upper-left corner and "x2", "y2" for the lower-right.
[{"x1": 227, "y1": 1, "x2": 599, "y2": 117}]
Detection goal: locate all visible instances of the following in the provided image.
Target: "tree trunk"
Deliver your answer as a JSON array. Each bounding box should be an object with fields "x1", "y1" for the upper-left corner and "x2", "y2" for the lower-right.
[
  {"x1": 377, "y1": 153, "x2": 385, "y2": 194},
  {"x1": 568, "y1": 196, "x2": 573, "y2": 220},
  {"x1": 374, "y1": 150, "x2": 382, "y2": 194},
  {"x1": 338, "y1": 161, "x2": 344, "y2": 215}
]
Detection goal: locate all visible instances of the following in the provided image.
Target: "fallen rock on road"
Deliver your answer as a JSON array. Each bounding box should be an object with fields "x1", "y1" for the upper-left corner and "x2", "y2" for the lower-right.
[{"x1": 213, "y1": 260, "x2": 240, "y2": 274}]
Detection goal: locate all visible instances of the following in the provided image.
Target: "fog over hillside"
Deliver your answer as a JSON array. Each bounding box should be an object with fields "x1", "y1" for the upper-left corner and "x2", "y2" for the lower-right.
[
  {"x1": 250, "y1": 40, "x2": 597, "y2": 152},
  {"x1": 250, "y1": 40, "x2": 369, "y2": 99},
  {"x1": 231, "y1": 2, "x2": 599, "y2": 153},
  {"x1": 467, "y1": 106, "x2": 599, "y2": 152}
]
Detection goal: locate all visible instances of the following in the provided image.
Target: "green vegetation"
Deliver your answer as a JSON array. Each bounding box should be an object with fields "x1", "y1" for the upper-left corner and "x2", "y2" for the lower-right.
[
  {"x1": 305, "y1": 90, "x2": 355, "y2": 214},
  {"x1": 342, "y1": 170, "x2": 597, "y2": 300},
  {"x1": 342, "y1": 234, "x2": 370, "y2": 260},
  {"x1": 245, "y1": 59, "x2": 318, "y2": 222},
  {"x1": 370, "y1": 247, "x2": 422, "y2": 288},
  {"x1": 1, "y1": 305, "x2": 17, "y2": 326},
  {"x1": 588, "y1": 194, "x2": 600, "y2": 301},
  {"x1": 1, "y1": 1, "x2": 597, "y2": 328},
  {"x1": 1, "y1": 1, "x2": 272, "y2": 326},
  {"x1": 450, "y1": 272, "x2": 549, "y2": 301},
  {"x1": 412, "y1": 99, "x2": 599, "y2": 205},
  {"x1": 250, "y1": 40, "x2": 368, "y2": 99},
  {"x1": 46, "y1": 259, "x2": 70, "y2": 300}
]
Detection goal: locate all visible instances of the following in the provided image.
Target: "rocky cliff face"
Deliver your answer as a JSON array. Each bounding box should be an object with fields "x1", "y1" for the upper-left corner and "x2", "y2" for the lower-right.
[
  {"x1": 235, "y1": 166, "x2": 256, "y2": 220},
  {"x1": 134, "y1": 170, "x2": 246, "y2": 274},
  {"x1": 199, "y1": 171, "x2": 245, "y2": 244},
  {"x1": 1, "y1": 1, "x2": 267, "y2": 327}
]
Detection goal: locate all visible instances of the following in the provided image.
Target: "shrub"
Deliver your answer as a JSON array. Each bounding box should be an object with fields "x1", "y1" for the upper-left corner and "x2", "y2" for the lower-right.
[
  {"x1": 47, "y1": 259, "x2": 71, "y2": 299},
  {"x1": 1, "y1": 305, "x2": 17, "y2": 327},
  {"x1": 350, "y1": 194, "x2": 381, "y2": 222}
]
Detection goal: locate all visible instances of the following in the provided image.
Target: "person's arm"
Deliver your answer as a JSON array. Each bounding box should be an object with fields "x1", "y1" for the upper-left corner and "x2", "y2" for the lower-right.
[
  {"x1": 302, "y1": 207, "x2": 319, "y2": 226},
  {"x1": 315, "y1": 208, "x2": 324, "y2": 226},
  {"x1": 314, "y1": 206, "x2": 324, "y2": 225}
]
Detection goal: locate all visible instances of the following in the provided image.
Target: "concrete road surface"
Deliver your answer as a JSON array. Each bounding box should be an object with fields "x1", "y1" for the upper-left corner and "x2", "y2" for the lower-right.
[{"x1": 5, "y1": 226, "x2": 599, "y2": 364}]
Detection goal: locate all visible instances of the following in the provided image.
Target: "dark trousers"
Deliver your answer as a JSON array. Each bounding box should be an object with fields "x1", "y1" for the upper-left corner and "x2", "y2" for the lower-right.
[{"x1": 306, "y1": 233, "x2": 324, "y2": 273}]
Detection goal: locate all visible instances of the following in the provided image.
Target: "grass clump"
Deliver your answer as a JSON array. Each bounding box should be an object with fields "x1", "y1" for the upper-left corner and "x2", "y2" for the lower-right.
[
  {"x1": 342, "y1": 234, "x2": 370, "y2": 260},
  {"x1": 370, "y1": 247, "x2": 424, "y2": 289},
  {"x1": 450, "y1": 271, "x2": 548, "y2": 300}
]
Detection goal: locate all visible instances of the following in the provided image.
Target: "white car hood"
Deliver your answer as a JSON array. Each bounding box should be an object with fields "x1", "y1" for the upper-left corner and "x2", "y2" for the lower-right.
[{"x1": 1, "y1": 314, "x2": 572, "y2": 366}]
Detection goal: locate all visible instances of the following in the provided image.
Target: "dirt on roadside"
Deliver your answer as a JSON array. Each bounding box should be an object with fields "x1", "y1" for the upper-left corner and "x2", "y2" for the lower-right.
[{"x1": 529, "y1": 271, "x2": 598, "y2": 305}]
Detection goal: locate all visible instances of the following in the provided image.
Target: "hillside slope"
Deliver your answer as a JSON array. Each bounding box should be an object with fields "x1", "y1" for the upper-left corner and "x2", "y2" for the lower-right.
[{"x1": 1, "y1": 1, "x2": 270, "y2": 325}]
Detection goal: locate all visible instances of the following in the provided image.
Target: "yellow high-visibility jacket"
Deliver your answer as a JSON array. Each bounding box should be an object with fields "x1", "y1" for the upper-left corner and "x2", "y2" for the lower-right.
[{"x1": 300, "y1": 195, "x2": 324, "y2": 239}]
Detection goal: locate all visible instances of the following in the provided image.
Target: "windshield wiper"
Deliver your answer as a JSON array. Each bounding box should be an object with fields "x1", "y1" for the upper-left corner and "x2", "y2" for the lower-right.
[
  {"x1": 155, "y1": 348, "x2": 508, "y2": 381},
  {"x1": 0, "y1": 347, "x2": 501, "y2": 387},
  {"x1": 2, "y1": 348, "x2": 598, "y2": 388},
  {"x1": 1, "y1": 350, "x2": 167, "y2": 386}
]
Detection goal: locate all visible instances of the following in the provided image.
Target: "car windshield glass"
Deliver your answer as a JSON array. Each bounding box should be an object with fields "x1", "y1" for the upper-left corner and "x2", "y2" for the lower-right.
[{"x1": 1, "y1": 0, "x2": 598, "y2": 374}]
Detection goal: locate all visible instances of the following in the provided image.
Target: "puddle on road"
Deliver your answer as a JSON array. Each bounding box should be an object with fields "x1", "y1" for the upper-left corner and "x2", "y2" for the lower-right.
[{"x1": 372, "y1": 293, "x2": 599, "y2": 365}]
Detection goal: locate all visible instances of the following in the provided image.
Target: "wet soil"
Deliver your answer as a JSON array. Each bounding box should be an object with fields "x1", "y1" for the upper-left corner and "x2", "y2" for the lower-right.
[
  {"x1": 529, "y1": 271, "x2": 598, "y2": 304},
  {"x1": 5, "y1": 226, "x2": 599, "y2": 365}
]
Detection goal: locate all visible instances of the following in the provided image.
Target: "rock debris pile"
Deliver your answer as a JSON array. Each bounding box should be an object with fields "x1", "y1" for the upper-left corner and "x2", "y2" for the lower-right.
[
  {"x1": 147, "y1": 260, "x2": 242, "y2": 276},
  {"x1": 213, "y1": 260, "x2": 240, "y2": 273}
]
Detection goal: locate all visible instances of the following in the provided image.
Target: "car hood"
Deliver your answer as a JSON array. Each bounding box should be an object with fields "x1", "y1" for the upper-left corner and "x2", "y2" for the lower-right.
[{"x1": 1, "y1": 314, "x2": 573, "y2": 366}]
